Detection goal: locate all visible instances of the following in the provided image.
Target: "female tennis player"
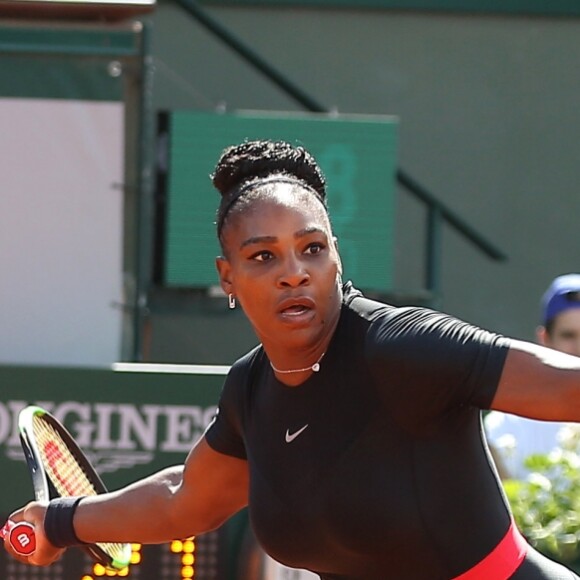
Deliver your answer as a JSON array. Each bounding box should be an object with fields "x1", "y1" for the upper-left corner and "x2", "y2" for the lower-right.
[{"x1": 5, "y1": 139, "x2": 580, "y2": 579}]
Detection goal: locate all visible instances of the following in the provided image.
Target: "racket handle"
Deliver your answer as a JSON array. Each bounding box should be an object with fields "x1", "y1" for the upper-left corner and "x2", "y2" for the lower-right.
[{"x1": 1, "y1": 521, "x2": 36, "y2": 556}]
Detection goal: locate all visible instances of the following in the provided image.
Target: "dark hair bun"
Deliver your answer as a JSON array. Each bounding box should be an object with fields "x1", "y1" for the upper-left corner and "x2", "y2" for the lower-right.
[{"x1": 212, "y1": 140, "x2": 326, "y2": 200}]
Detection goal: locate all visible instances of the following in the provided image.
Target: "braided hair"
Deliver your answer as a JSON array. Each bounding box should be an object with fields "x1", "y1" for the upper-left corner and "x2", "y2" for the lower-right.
[{"x1": 212, "y1": 140, "x2": 328, "y2": 246}]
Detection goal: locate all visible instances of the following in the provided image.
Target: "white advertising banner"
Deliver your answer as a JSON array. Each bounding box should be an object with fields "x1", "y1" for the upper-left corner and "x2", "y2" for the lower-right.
[{"x1": 0, "y1": 98, "x2": 124, "y2": 366}]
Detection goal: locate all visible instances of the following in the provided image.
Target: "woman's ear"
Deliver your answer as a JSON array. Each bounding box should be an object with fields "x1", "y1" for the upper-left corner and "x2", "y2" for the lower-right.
[{"x1": 215, "y1": 256, "x2": 233, "y2": 296}]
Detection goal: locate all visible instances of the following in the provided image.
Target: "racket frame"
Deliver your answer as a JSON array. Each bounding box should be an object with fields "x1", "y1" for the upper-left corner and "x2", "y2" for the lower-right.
[{"x1": 18, "y1": 405, "x2": 132, "y2": 570}]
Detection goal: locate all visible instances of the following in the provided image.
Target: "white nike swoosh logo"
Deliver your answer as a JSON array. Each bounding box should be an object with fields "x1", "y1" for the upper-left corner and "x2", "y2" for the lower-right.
[{"x1": 285, "y1": 424, "x2": 309, "y2": 443}]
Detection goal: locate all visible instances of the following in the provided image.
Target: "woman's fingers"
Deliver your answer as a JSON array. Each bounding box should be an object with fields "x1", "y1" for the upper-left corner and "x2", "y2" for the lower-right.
[{"x1": 2, "y1": 501, "x2": 65, "y2": 567}]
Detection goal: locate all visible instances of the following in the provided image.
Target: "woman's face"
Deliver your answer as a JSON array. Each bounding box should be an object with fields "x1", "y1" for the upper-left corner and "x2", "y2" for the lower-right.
[{"x1": 216, "y1": 186, "x2": 343, "y2": 352}]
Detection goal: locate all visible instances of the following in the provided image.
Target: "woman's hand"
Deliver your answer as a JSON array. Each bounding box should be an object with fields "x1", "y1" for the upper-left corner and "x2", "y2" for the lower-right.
[{"x1": 2, "y1": 501, "x2": 65, "y2": 566}]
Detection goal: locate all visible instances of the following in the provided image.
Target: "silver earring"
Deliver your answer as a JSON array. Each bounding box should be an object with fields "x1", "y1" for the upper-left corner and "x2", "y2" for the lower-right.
[{"x1": 228, "y1": 293, "x2": 236, "y2": 309}]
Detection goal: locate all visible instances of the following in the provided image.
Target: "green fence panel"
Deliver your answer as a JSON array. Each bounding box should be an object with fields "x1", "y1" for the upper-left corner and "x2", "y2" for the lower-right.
[{"x1": 0, "y1": 25, "x2": 141, "y2": 100}]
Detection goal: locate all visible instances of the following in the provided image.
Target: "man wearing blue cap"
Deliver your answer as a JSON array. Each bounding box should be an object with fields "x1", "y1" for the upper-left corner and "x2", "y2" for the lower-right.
[
  {"x1": 485, "y1": 273, "x2": 580, "y2": 480},
  {"x1": 537, "y1": 273, "x2": 580, "y2": 356}
]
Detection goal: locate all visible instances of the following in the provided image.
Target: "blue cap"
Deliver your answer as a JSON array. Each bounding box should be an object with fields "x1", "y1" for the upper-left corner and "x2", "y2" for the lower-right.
[{"x1": 541, "y1": 274, "x2": 580, "y2": 325}]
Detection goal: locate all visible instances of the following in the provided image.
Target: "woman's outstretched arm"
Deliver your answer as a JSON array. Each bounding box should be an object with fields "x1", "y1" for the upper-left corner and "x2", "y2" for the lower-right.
[
  {"x1": 4, "y1": 437, "x2": 248, "y2": 566},
  {"x1": 492, "y1": 339, "x2": 580, "y2": 420}
]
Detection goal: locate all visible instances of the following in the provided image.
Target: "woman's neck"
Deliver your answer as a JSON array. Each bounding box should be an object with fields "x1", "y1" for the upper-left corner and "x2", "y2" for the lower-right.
[{"x1": 265, "y1": 300, "x2": 341, "y2": 386}]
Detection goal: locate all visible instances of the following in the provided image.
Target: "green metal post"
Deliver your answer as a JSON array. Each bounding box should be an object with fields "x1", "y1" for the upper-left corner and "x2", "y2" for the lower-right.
[{"x1": 133, "y1": 20, "x2": 155, "y2": 362}]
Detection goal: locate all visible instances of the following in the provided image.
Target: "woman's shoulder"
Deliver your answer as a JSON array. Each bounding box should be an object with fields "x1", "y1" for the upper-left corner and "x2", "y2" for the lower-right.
[
  {"x1": 228, "y1": 345, "x2": 264, "y2": 380},
  {"x1": 344, "y1": 284, "x2": 509, "y2": 363},
  {"x1": 343, "y1": 281, "x2": 439, "y2": 327}
]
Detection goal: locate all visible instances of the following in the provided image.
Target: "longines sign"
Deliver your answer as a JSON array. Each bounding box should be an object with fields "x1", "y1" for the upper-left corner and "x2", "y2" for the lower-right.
[
  {"x1": 0, "y1": 363, "x2": 227, "y2": 513},
  {"x1": 1, "y1": 400, "x2": 218, "y2": 472}
]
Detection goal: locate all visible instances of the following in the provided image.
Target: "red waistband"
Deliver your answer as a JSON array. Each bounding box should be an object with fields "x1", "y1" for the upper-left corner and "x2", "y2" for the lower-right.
[{"x1": 452, "y1": 519, "x2": 528, "y2": 580}]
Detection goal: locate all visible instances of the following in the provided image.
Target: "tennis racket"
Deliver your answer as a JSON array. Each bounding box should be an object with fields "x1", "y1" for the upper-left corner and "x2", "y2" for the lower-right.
[{"x1": 0, "y1": 405, "x2": 132, "y2": 570}]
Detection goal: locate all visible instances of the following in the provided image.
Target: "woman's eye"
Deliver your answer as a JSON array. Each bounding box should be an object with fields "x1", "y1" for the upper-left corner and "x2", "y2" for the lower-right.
[
  {"x1": 306, "y1": 242, "x2": 325, "y2": 255},
  {"x1": 251, "y1": 250, "x2": 273, "y2": 262}
]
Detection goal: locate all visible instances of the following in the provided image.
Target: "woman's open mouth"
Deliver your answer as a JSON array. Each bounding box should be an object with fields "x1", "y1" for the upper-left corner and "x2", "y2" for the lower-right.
[{"x1": 277, "y1": 298, "x2": 316, "y2": 325}]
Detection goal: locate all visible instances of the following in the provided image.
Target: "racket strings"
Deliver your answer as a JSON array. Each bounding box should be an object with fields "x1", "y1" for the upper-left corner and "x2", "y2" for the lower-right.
[{"x1": 32, "y1": 416, "x2": 129, "y2": 563}]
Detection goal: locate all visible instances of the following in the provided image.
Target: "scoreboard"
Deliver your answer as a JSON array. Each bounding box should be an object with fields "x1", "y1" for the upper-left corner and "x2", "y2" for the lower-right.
[
  {"x1": 0, "y1": 531, "x2": 224, "y2": 580},
  {"x1": 156, "y1": 110, "x2": 398, "y2": 293}
]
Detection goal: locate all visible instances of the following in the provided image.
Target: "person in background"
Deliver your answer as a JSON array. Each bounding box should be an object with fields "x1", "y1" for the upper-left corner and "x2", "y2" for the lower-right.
[
  {"x1": 4, "y1": 141, "x2": 580, "y2": 579},
  {"x1": 485, "y1": 273, "x2": 580, "y2": 480}
]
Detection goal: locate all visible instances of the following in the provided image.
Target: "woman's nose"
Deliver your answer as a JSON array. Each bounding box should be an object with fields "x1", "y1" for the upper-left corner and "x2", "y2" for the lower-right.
[{"x1": 277, "y1": 256, "x2": 310, "y2": 288}]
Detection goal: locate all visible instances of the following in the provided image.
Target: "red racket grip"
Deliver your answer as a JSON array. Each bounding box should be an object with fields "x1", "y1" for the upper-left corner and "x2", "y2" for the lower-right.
[{"x1": 1, "y1": 521, "x2": 36, "y2": 556}]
